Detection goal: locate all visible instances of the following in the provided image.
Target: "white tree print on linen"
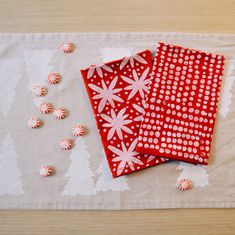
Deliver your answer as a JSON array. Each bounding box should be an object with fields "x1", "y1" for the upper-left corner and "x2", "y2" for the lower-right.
[
  {"x1": 121, "y1": 67, "x2": 150, "y2": 100},
  {"x1": 132, "y1": 99, "x2": 146, "y2": 121},
  {"x1": 108, "y1": 139, "x2": 143, "y2": 176},
  {"x1": 220, "y1": 57, "x2": 235, "y2": 118},
  {"x1": 62, "y1": 138, "x2": 95, "y2": 196},
  {"x1": 176, "y1": 162, "x2": 209, "y2": 188},
  {"x1": 100, "y1": 47, "x2": 133, "y2": 63},
  {"x1": 87, "y1": 64, "x2": 113, "y2": 79},
  {"x1": 0, "y1": 58, "x2": 23, "y2": 116},
  {"x1": 95, "y1": 149, "x2": 130, "y2": 192},
  {"x1": 119, "y1": 53, "x2": 147, "y2": 70},
  {"x1": 24, "y1": 49, "x2": 55, "y2": 105},
  {"x1": 0, "y1": 134, "x2": 24, "y2": 195},
  {"x1": 101, "y1": 108, "x2": 133, "y2": 140},
  {"x1": 88, "y1": 76, "x2": 124, "y2": 113}
]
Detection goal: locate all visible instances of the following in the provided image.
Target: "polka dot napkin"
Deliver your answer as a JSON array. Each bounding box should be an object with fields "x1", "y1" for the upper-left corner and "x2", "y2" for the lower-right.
[
  {"x1": 81, "y1": 50, "x2": 167, "y2": 178},
  {"x1": 136, "y1": 43, "x2": 225, "y2": 165}
]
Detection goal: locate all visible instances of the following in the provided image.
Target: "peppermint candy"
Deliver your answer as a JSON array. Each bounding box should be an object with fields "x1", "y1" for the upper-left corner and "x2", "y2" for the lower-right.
[
  {"x1": 39, "y1": 102, "x2": 51, "y2": 114},
  {"x1": 28, "y1": 117, "x2": 41, "y2": 128},
  {"x1": 53, "y1": 107, "x2": 66, "y2": 119},
  {"x1": 177, "y1": 178, "x2": 192, "y2": 191},
  {"x1": 32, "y1": 85, "x2": 47, "y2": 97},
  {"x1": 60, "y1": 42, "x2": 73, "y2": 53},
  {"x1": 47, "y1": 72, "x2": 60, "y2": 84},
  {"x1": 40, "y1": 165, "x2": 54, "y2": 177},
  {"x1": 72, "y1": 124, "x2": 84, "y2": 136},
  {"x1": 60, "y1": 138, "x2": 73, "y2": 150}
]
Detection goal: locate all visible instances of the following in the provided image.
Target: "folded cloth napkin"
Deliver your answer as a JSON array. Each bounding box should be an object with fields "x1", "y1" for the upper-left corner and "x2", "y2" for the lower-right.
[
  {"x1": 81, "y1": 50, "x2": 167, "y2": 178},
  {"x1": 136, "y1": 43, "x2": 225, "y2": 165}
]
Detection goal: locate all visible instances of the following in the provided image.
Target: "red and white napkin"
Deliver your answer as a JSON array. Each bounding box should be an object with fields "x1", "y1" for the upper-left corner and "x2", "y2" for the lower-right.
[
  {"x1": 136, "y1": 43, "x2": 225, "y2": 165},
  {"x1": 81, "y1": 50, "x2": 167, "y2": 178}
]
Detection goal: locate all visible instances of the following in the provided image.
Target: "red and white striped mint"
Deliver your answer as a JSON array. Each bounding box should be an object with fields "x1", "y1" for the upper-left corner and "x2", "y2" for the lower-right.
[
  {"x1": 40, "y1": 165, "x2": 54, "y2": 177},
  {"x1": 60, "y1": 42, "x2": 73, "y2": 53},
  {"x1": 28, "y1": 117, "x2": 41, "y2": 128},
  {"x1": 72, "y1": 124, "x2": 84, "y2": 136},
  {"x1": 47, "y1": 72, "x2": 60, "y2": 84},
  {"x1": 60, "y1": 138, "x2": 73, "y2": 150},
  {"x1": 39, "y1": 102, "x2": 51, "y2": 114},
  {"x1": 177, "y1": 179, "x2": 191, "y2": 191},
  {"x1": 53, "y1": 107, "x2": 66, "y2": 119},
  {"x1": 32, "y1": 85, "x2": 47, "y2": 97}
]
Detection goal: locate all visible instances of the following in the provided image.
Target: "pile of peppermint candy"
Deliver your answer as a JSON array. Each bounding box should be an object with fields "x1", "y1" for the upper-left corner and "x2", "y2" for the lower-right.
[{"x1": 27, "y1": 42, "x2": 85, "y2": 178}]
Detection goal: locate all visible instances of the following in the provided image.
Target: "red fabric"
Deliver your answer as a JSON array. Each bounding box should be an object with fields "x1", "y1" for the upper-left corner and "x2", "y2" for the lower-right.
[
  {"x1": 81, "y1": 50, "x2": 167, "y2": 178},
  {"x1": 136, "y1": 43, "x2": 225, "y2": 165}
]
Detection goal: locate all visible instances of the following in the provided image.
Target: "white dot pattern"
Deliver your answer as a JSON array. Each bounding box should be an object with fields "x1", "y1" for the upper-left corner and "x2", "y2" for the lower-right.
[{"x1": 136, "y1": 43, "x2": 225, "y2": 165}]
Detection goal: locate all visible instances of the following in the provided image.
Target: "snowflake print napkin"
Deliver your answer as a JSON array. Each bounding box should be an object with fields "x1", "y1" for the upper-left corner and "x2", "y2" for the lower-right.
[
  {"x1": 81, "y1": 50, "x2": 167, "y2": 178},
  {"x1": 136, "y1": 43, "x2": 225, "y2": 165}
]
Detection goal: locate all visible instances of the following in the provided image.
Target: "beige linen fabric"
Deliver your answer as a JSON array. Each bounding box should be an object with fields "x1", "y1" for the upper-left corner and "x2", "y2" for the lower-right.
[{"x1": 0, "y1": 33, "x2": 235, "y2": 209}]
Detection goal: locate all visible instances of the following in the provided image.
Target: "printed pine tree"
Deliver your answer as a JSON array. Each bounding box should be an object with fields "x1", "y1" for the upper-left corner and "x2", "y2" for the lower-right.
[
  {"x1": 63, "y1": 137, "x2": 95, "y2": 196},
  {"x1": 0, "y1": 134, "x2": 24, "y2": 195},
  {"x1": 95, "y1": 150, "x2": 129, "y2": 192},
  {"x1": 176, "y1": 162, "x2": 209, "y2": 188}
]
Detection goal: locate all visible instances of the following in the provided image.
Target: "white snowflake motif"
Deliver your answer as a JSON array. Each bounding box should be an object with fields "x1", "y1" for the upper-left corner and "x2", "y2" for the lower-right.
[
  {"x1": 101, "y1": 108, "x2": 133, "y2": 140},
  {"x1": 119, "y1": 54, "x2": 147, "y2": 70},
  {"x1": 145, "y1": 154, "x2": 156, "y2": 163},
  {"x1": 88, "y1": 76, "x2": 124, "y2": 113},
  {"x1": 132, "y1": 99, "x2": 146, "y2": 121},
  {"x1": 108, "y1": 139, "x2": 143, "y2": 176},
  {"x1": 121, "y1": 67, "x2": 150, "y2": 100},
  {"x1": 87, "y1": 64, "x2": 113, "y2": 79}
]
